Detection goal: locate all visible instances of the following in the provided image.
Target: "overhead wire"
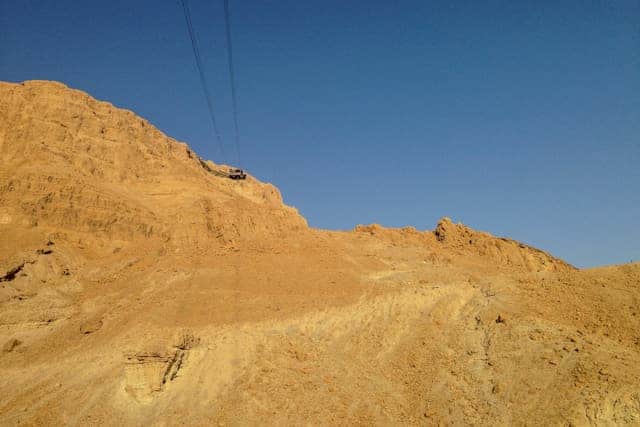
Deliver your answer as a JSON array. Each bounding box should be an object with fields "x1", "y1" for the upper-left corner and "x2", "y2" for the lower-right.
[
  {"x1": 180, "y1": 0, "x2": 225, "y2": 158},
  {"x1": 222, "y1": 0, "x2": 241, "y2": 167}
]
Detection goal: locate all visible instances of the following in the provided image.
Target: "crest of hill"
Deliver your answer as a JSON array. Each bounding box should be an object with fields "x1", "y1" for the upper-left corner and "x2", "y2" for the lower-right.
[
  {"x1": 0, "y1": 80, "x2": 306, "y2": 247},
  {"x1": 1, "y1": 80, "x2": 571, "y2": 271},
  {"x1": 354, "y1": 217, "x2": 572, "y2": 272}
]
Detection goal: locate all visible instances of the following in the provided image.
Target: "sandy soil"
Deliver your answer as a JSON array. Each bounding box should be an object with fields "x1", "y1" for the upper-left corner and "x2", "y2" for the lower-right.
[{"x1": 1, "y1": 81, "x2": 639, "y2": 425}]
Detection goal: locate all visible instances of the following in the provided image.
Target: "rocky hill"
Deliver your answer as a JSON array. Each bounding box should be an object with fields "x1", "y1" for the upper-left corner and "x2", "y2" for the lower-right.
[
  {"x1": 1, "y1": 81, "x2": 639, "y2": 425},
  {"x1": 0, "y1": 81, "x2": 306, "y2": 246}
]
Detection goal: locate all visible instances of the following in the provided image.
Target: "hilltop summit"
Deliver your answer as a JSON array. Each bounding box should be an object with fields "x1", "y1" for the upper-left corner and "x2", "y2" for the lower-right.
[{"x1": 0, "y1": 80, "x2": 306, "y2": 248}]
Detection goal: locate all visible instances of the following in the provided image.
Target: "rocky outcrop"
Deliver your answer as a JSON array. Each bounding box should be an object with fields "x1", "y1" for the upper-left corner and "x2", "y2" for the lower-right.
[
  {"x1": 0, "y1": 80, "x2": 306, "y2": 246},
  {"x1": 434, "y1": 217, "x2": 573, "y2": 272}
]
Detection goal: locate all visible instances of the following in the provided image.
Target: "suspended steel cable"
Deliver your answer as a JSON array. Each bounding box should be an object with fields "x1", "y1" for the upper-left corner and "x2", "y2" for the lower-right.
[
  {"x1": 223, "y1": 0, "x2": 241, "y2": 167},
  {"x1": 180, "y1": 0, "x2": 225, "y2": 158}
]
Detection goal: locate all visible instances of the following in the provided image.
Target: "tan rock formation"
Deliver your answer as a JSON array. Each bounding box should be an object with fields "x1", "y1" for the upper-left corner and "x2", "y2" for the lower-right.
[{"x1": 1, "y1": 81, "x2": 638, "y2": 425}]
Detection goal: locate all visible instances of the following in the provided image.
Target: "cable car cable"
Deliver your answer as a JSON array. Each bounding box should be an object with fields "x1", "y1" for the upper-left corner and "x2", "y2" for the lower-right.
[
  {"x1": 223, "y1": 0, "x2": 241, "y2": 167},
  {"x1": 180, "y1": 0, "x2": 225, "y2": 158}
]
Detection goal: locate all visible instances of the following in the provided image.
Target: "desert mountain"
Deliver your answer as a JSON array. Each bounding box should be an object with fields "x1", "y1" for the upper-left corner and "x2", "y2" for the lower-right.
[{"x1": 1, "y1": 81, "x2": 639, "y2": 425}]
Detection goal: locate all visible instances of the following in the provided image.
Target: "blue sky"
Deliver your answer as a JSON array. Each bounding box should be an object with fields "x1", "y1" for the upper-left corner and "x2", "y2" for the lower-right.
[{"x1": 1, "y1": 1, "x2": 638, "y2": 267}]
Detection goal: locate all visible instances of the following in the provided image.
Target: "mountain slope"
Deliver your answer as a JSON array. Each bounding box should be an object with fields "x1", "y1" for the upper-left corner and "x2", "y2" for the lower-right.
[
  {"x1": 1, "y1": 81, "x2": 639, "y2": 425},
  {"x1": 0, "y1": 80, "x2": 306, "y2": 246}
]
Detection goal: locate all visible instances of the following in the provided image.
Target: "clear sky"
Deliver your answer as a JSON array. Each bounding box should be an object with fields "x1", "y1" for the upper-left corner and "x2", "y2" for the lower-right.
[{"x1": 1, "y1": 1, "x2": 638, "y2": 267}]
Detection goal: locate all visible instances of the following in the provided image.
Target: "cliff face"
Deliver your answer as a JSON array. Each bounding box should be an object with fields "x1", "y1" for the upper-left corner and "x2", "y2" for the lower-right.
[{"x1": 0, "y1": 80, "x2": 306, "y2": 248}]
